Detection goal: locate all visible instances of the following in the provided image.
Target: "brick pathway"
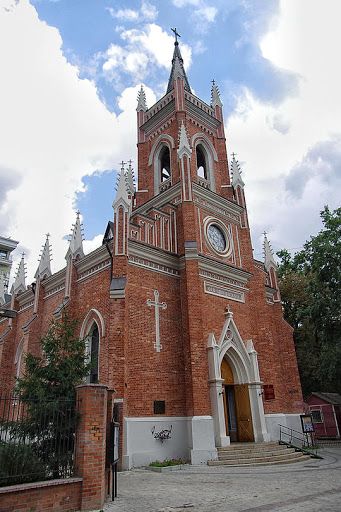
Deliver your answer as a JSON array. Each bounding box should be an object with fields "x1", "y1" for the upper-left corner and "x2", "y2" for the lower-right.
[{"x1": 104, "y1": 447, "x2": 341, "y2": 512}]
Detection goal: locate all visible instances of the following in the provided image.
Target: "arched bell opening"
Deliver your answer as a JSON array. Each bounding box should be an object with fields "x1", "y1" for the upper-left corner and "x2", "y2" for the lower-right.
[
  {"x1": 196, "y1": 145, "x2": 207, "y2": 179},
  {"x1": 160, "y1": 146, "x2": 171, "y2": 183}
]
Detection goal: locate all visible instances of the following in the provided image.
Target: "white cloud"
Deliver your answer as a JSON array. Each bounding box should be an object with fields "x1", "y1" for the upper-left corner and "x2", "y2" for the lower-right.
[
  {"x1": 108, "y1": 8, "x2": 139, "y2": 22},
  {"x1": 0, "y1": 0, "x2": 155, "y2": 283},
  {"x1": 172, "y1": 0, "x2": 217, "y2": 26},
  {"x1": 227, "y1": 0, "x2": 341, "y2": 254},
  {"x1": 107, "y1": 1, "x2": 158, "y2": 23},
  {"x1": 103, "y1": 23, "x2": 192, "y2": 82}
]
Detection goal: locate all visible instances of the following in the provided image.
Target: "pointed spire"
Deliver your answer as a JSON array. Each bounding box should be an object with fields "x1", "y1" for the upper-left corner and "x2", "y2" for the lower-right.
[
  {"x1": 211, "y1": 79, "x2": 222, "y2": 108},
  {"x1": 113, "y1": 161, "x2": 130, "y2": 210},
  {"x1": 230, "y1": 153, "x2": 245, "y2": 189},
  {"x1": 263, "y1": 232, "x2": 277, "y2": 271},
  {"x1": 12, "y1": 253, "x2": 26, "y2": 295},
  {"x1": 136, "y1": 85, "x2": 147, "y2": 112},
  {"x1": 35, "y1": 234, "x2": 52, "y2": 280},
  {"x1": 166, "y1": 32, "x2": 191, "y2": 94},
  {"x1": 126, "y1": 160, "x2": 136, "y2": 196},
  {"x1": 177, "y1": 121, "x2": 192, "y2": 159},
  {"x1": 0, "y1": 273, "x2": 5, "y2": 305},
  {"x1": 66, "y1": 211, "x2": 84, "y2": 261}
]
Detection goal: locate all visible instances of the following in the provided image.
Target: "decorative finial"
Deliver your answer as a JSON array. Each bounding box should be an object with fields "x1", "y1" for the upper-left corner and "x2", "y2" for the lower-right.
[
  {"x1": 12, "y1": 253, "x2": 27, "y2": 295},
  {"x1": 113, "y1": 160, "x2": 131, "y2": 210},
  {"x1": 211, "y1": 79, "x2": 222, "y2": 108},
  {"x1": 34, "y1": 234, "x2": 52, "y2": 280},
  {"x1": 171, "y1": 27, "x2": 181, "y2": 44},
  {"x1": 137, "y1": 84, "x2": 147, "y2": 112},
  {"x1": 263, "y1": 232, "x2": 277, "y2": 271},
  {"x1": 230, "y1": 153, "x2": 245, "y2": 189},
  {"x1": 177, "y1": 121, "x2": 192, "y2": 159},
  {"x1": 224, "y1": 304, "x2": 233, "y2": 317},
  {"x1": 126, "y1": 160, "x2": 136, "y2": 196},
  {"x1": 66, "y1": 211, "x2": 84, "y2": 261}
]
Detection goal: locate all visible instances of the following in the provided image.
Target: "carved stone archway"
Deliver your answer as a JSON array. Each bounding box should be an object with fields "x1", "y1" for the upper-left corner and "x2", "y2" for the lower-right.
[{"x1": 207, "y1": 310, "x2": 269, "y2": 446}]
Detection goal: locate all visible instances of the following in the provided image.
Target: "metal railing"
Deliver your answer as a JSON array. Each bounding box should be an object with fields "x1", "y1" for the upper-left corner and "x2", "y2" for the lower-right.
[
  {"x1": 279, "y1": 424, "x2": 321, "y2": 458},
  {"x1": 0, "y1": 395, "x2": 77, "y2": 487}
]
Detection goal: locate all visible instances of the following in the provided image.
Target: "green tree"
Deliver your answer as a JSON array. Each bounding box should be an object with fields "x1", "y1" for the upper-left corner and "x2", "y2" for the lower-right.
[
  {"x1": 14, "y1": 314, "x2": 91, "y2": 480},
  {"x1": 277, "y1": 206, "x2": 341, "y2": 396},
  {"x1": 17, "y1": 313, "x2": 90, "y2": 402}
]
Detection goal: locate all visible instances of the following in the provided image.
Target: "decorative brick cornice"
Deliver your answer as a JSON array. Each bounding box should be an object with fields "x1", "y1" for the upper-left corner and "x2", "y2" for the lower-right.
[
  {"x1": 128, "y1": 240, "x2": 179, "y2": 277},
  {"x1": 16, "y1": 289, "x2": 35, "y2": 310},
  {"x1": 132, "y1": 182, "x2": 182, "y2": 217},
  {"x1": 75, "y1": 245, "x2": 110, "y2": 283},
  {"x1": 193, "y1": 183, "x2": 243, "y2": 223},
  {"x1": 42, "y1": 267, "x2": 66, "y2": 298},
  {"x1": 197, "y1": 255, "x2": 252, "y2": 287}
]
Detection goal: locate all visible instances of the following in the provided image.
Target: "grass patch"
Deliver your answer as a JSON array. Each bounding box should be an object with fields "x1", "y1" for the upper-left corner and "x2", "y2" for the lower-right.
[{"x1": 149, "y1": 458, "x2": 185, "y2": 467}]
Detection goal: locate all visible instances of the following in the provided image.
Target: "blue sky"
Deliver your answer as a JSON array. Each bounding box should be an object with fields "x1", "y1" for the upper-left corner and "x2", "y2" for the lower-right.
[{"x1": 1, "y1": 0, "x2": 340, "y2": 281}]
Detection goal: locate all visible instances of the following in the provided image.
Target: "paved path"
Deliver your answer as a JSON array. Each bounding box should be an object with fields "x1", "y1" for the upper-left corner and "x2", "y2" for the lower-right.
[{"x1": 104, "y1": 447, "x2": 341, "y2": 512}]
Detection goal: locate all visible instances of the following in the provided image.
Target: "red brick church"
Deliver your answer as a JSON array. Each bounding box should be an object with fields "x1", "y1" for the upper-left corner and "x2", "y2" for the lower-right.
[{"x1": 0, "y1": 37, "x2": 303, "y2": 468}]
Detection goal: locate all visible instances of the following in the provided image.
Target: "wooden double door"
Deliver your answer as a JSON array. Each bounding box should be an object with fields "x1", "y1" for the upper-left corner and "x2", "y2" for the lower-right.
[{"x1": 221, "y1": 359, "x2": 254, "y2": 442}]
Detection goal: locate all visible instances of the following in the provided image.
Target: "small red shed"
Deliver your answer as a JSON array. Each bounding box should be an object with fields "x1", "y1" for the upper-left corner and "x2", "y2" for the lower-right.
[{"x1": 306, "y1": 392, "x2": 341, "y2": 438}]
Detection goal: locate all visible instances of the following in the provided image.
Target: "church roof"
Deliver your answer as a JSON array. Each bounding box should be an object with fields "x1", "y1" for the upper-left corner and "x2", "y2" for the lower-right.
[{"x1": 166, "y1": 41, "x2": 191, "y2": 94}]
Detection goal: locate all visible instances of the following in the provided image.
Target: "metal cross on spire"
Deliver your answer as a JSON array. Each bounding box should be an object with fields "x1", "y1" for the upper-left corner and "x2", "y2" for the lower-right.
[{"x1": 171, "y1": 27, "x2": 181, "y2": 43}]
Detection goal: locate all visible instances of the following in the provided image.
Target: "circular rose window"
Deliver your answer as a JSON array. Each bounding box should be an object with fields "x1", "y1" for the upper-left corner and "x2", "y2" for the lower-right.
[
  {"x1": 204, "y1": 219, "x2": 232, "y2": 257},
  {"x1": 207, "y1": 224, "x2": 226, "y2": 253}
]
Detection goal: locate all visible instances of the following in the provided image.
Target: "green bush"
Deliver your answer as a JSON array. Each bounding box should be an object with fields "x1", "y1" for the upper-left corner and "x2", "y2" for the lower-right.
[
  {"x1": 0, "y1": 442, "x2": 46, "y2": 486},
  {"x1": 149, "y1": 458, "x2": 185, "y2": 467}
]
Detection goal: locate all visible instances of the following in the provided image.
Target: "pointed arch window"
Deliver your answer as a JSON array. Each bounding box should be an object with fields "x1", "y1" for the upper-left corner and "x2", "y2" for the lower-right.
[
  {"x1": 160, "y1": 146, "x2": 171, "y2": 183},
  {"x1": 196, "y1": 145, "x2": 207, "y2": 180},
  {"x1": 87, "y1": 323, "x2": 99, "y2": 384}
]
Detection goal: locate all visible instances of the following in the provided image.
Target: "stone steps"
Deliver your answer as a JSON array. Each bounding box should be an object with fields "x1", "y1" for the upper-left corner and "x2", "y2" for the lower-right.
[
  {"x1": 216, "y1": 448, "x2": 296, "y2": 460},
  {"x1": 208, "y1": 442, "x2": 312, "y2": 467}
]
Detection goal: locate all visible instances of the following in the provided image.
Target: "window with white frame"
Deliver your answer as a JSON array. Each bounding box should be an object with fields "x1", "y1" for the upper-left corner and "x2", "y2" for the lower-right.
[{"x1": 310, "y1": 409, "x2": 323, "y2": 423}]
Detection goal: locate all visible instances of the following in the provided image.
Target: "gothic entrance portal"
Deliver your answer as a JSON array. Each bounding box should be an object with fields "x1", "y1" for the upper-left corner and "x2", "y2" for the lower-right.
[{"x1": 221, "y1": 358, "x2": 254, "y2": 442}]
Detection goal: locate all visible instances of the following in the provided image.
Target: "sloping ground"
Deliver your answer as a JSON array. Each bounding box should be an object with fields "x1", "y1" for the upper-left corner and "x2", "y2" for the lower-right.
[{"x1": 208, "y1": 442, "x2": 311, "y2": 467}]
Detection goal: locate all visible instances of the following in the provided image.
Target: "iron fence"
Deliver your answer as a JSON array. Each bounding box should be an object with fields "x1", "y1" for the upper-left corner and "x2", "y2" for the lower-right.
[{"x1": 0, "y1": 395, "x2": 77, "y2": 487}]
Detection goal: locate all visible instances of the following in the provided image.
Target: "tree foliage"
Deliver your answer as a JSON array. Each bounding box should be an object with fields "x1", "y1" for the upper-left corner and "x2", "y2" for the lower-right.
[
  {"x1": 12, "y1": 314, "x2": 91, "y2": 481},
  {"x1": 277, "y1": 206, "x2": 341, "y2": 396},
  {"x1": 17, "y1": 313, "x2": 90, "y2": 401}
]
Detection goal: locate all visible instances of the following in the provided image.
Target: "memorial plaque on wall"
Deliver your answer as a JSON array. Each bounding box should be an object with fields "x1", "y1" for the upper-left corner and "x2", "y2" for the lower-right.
[
  {"x1": 154, "y1": 400, "x2": 165, "y2": 414},
  {"x1": 263, "y1": 384, "x2": 275, "y2": 401}
]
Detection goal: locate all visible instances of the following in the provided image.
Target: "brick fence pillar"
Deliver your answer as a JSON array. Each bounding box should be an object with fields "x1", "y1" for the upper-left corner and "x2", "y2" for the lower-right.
[{"x1": 75, "y1": 384, "x2": 108, "y2": 511}]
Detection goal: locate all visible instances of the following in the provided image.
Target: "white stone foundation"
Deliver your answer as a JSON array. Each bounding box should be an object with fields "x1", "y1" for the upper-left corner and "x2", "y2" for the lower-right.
[
  {"x1": 265, "y1": 413, "x2": 303, "y2": 441},
  {"x1": 122, "y1": 415, "x2": 217, "y2": 470},
  {"x1": 188, "y1": 416, "x2": 218, "y2": 465}
]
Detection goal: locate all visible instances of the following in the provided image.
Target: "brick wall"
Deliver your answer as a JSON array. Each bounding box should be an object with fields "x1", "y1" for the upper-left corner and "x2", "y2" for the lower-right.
[{"x1": 0, "y1": 478, "x2": 82, "y2": 512}]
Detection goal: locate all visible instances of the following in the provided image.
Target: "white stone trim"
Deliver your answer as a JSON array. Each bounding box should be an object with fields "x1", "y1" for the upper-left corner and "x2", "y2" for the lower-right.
[
  {"x1": 80, "y1": 308, "x2": 105, "y2": 338},
  {"x1": 203, "y1": 216, "x2": 233, "y2": 258},
  {"x1": 207, "y1": 313, "x2": 269, "y2": 447}
]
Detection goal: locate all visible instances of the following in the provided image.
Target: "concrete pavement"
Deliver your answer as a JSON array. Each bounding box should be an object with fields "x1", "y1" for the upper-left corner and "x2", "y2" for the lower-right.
[{"x1": 104, "y1": 447, "x2": 341, "y2": 512}]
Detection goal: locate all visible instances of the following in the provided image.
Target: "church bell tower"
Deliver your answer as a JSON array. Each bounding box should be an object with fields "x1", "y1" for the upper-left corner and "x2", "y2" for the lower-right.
[{"x1": 110, "y1": 30, "x2": 302, "y2": 468}]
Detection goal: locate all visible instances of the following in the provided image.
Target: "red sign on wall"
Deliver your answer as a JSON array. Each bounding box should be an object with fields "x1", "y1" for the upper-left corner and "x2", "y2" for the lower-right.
[{"x1": 263, "y1": 384, "x2": 275, "y2": 401}]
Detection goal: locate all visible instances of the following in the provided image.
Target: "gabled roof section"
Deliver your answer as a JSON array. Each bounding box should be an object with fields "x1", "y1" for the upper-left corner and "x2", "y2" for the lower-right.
[
  {"x1": 103, "y1": 221, "x2": 114, "y2": 244},
  {"x1": 166, "y1": 41, "x2": 191, "y2": 94},
  {"x1": 309, "y1": 392, "x2": 341, "y2": 405}
]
